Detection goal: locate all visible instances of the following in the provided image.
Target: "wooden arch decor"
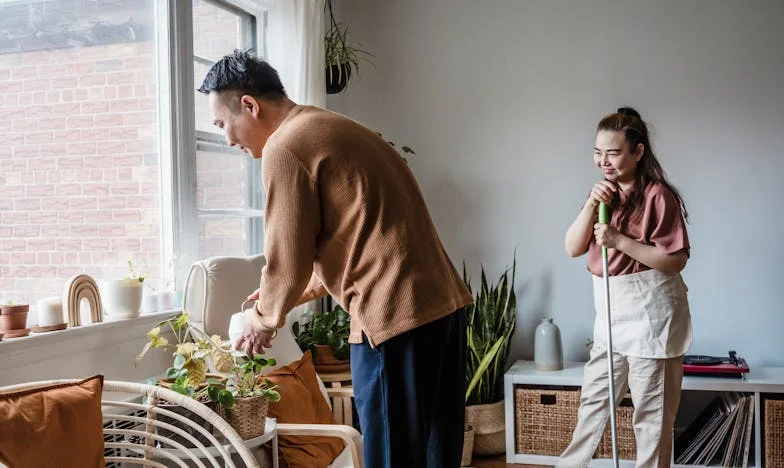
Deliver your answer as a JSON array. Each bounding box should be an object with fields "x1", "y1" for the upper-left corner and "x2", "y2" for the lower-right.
[{"x1": 63, "y1": 274, "x2": 103, "y2": 327}]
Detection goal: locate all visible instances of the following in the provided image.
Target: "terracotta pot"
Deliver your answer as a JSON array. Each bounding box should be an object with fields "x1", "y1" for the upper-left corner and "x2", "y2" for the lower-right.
[
  {"x1": 0, "y1": 304, "x2": 29, "y2": 331},
  {"x1": 312, "y1": 344, "x2": 351, "y2": 373}
]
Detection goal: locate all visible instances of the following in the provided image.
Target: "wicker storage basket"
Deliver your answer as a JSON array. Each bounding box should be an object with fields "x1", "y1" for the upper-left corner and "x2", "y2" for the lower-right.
[
  {"x1": 220, "y1": 396, "x2": 269, "y2": 440},
  {"x1": 515, "y1": 386, "x2": 636, "y2": 459},
  {"x1": 515, "y1": 387, "x2": 584, "y2": 456},
  {"x1": 765, "y1": 398, "x2": 784, "y2": 467}
]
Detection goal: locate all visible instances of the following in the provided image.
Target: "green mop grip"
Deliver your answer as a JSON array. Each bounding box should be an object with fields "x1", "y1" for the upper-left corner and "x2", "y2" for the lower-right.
[{"x1": 599, "y1": 202, "x2": 610, "y2": 259}]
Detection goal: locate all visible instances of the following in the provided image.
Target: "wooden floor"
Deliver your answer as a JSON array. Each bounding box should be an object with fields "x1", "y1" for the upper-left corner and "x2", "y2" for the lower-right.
[{"x1": 469, "y1": 454, "x2": 550, "y2": 467}]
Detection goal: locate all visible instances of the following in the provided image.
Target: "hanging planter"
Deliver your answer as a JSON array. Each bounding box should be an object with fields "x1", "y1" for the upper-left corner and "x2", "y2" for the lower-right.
[
  {"x1": 326, "y1": 63, "x2": 352, "y2": 94},
  {"x1": 324, "y1": 0, "x2": 373, "y2": 94}
]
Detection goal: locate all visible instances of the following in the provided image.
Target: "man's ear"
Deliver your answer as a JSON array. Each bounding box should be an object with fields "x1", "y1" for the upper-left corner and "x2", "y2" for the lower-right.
[{"x1": 239, "y1": 95, "x2": 261, "y2": 118}]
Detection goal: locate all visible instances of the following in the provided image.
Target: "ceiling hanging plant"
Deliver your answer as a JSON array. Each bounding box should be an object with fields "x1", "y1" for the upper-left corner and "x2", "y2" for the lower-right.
[{"x1": 324, "y1": 0, "x2": 374, "y2": 94}]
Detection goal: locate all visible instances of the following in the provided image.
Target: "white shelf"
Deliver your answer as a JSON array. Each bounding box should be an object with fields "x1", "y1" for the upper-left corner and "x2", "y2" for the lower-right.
[{"x1": 504, "y1": 360, "x2": 784, "y2": 467}]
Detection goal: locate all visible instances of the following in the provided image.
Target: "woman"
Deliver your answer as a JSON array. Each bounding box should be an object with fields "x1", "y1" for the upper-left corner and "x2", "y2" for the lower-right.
[{"x1": 557, "y1": 107, "x2": 692, "y2": 467}]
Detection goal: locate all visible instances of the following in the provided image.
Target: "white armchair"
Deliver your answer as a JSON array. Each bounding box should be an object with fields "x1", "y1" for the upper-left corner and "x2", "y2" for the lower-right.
[{"x1": 182, "y1": 256, "x2": 363, "y2": 468}]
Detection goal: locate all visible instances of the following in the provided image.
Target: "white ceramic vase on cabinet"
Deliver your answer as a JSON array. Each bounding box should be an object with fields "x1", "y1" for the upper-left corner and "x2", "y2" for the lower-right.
[{"x1": 534, "y1": 318, "x2": 563, "y2": 371}]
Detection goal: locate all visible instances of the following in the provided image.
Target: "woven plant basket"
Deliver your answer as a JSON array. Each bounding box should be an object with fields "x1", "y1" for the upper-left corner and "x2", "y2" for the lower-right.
[
  {"x1": 220, "y1": 396, "x2": 269, "y2": 440},
  {"x1": 461, "y1": 424, "x2": 475, "y2": 466},
  {"x1": 466, "y1": 400, "x2": 506, "y2": 455},
  {"x1": 765, "y1": 398, "x2": 784, "y2": 467}
]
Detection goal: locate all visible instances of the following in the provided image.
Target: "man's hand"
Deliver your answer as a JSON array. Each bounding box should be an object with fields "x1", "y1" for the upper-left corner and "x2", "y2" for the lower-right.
[{"x1": 234, "y1": 305, "x2": 276, "y2": 357}]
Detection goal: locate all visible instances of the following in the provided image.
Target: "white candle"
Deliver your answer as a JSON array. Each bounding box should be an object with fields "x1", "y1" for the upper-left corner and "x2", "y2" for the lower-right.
[{"x1": 37, "y1": 297, "x2": 64, "y2": 327}]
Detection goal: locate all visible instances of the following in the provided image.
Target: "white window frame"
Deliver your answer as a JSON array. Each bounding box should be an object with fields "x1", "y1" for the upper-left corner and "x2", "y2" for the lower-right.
[{"x1": 156, "y1": 0, "x2": 268, "y2": 289}]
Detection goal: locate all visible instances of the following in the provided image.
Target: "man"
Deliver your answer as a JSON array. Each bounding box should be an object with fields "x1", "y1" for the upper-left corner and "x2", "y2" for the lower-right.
[{"x1": 199, "y1": 50, "x2": 472, "y2": 467}]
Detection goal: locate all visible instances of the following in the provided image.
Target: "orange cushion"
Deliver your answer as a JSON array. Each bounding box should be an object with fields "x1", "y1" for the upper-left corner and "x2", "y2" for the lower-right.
[
  {"x1": 0, "y1": 375, "x2": 105, "y2": 468},
  {"x1": 265, "y1": 351, "x2": 344, "y2": 468}
]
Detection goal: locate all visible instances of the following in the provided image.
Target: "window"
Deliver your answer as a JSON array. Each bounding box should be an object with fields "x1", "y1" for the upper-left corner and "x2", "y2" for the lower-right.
[
  {"x1": 191, "y1": 0, "x2": 265, "y2": 260},
  {"x1": 0, "y1": 0, "x2": 268, "y2": 312},
  {"x1": 0, "y1": 0, "x2": 162, "y2": 306}
]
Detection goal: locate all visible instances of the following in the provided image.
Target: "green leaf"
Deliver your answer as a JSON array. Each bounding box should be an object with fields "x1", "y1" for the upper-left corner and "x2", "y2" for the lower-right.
[
  {"x1": 466, "y1": 336, "x2": 505, "y2": 402},
  {"x1": 174, "y1": 313, "x2": 189, "y2": 331},
  {"x1": 173, "y1": 354, "x2": 186, "y2": 370},
  {"x1": 207, "y1": 385, "x2": 221, "y2": 402},
  {"x1": 218, "y1": 390, "x2": 235, "y2": 409},
  {"x1": 165, "y1": 367, "x2": 179, "y2": 379}
]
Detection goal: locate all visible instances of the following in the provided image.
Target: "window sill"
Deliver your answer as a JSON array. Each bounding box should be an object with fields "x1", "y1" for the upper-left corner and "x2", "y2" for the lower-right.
[{"x1": 0, "y1": 310, "x2": 179, "y2": 387}]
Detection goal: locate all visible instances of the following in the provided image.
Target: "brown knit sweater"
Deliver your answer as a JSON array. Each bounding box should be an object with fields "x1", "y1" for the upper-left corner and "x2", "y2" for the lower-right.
[{"x1": 256, "y1": 105, "x2": 472, "y2": 346}]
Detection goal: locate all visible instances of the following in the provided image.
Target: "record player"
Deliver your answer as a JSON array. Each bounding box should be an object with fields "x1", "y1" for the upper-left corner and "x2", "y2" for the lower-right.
[{"x1": 682, "y1": 351, "x2": 749, "y2": 378}]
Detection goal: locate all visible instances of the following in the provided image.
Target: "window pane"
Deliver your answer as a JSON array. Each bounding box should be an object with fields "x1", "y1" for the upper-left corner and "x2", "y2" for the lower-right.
[
  {"x1": 193, "y1": 1, "x2": 254, "y2": 134},
  {"x1": 198, "y1": 216, "x2": 259, "y2": 259},
  {"x1": 0, "y1": 0, "x2": 163, "y2": 308},
  {"x1": 196, "y1": 149, "x2": 252, "y2": 210},
  {"x1": 194, "y1": 61, "x2": 215, "y2": 133},
  {"x1": 193, "y1": 0, "x2": 248, "y2": 62}
]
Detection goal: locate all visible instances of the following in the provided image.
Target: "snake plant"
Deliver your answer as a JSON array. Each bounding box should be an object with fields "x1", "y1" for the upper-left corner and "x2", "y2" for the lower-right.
[{"x1": 464, "y1": 256, "x2": 517, "y2": 406}]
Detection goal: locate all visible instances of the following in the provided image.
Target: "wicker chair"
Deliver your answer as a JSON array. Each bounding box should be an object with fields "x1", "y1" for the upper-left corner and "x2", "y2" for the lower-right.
[{"x1": 0, "y1": 380, "x2": 261, "y2": 468}]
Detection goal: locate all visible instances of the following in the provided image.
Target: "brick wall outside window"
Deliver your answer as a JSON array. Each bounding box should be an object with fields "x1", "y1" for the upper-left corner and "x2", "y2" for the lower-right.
[{"x1": 0, "y1": 1, "x2": 256, "y2": 310}]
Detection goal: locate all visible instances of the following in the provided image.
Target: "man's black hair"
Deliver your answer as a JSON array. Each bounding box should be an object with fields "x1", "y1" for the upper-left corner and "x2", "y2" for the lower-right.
[{"x1": 198, "y1": 49, "x2": 287, "y2": 100}]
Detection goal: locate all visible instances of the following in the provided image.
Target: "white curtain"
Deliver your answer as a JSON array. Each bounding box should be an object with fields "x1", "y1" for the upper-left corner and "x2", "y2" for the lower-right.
[{"x1": 266, "y1": 0, "x2": 326, "y2": 107}]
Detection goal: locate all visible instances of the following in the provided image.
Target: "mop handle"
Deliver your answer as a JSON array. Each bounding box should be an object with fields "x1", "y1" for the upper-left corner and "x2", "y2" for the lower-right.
[
  {"x1": 599, "y1": 201, "x2": 620, "y2": 468},
  {"x1": 599, "y1": 202, "x2": 610, "y2": 258}
]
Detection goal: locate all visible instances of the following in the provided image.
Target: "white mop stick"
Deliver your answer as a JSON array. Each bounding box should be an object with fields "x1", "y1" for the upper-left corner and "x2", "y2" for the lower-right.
[{"x1": 599, "y1": 201, "x2": 620, "y2": 468}]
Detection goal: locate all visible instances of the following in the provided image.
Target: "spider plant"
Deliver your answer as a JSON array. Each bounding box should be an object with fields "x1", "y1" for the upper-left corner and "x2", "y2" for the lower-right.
[
  {"x1": 325, "y1": 21, "x2": 374, "y2": 91},
  {"x1": 464, "y1": 255, "x2": 517, "y2": 406}
]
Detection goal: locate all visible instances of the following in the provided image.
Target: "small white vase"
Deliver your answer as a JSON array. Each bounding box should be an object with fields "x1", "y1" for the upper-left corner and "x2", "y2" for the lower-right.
[
  {"x1": 534, "y1": 318, "x2": 563, "y2": 371},
  {"x1": 141, "y1": 292, "x2": 159, "y2": 315}
]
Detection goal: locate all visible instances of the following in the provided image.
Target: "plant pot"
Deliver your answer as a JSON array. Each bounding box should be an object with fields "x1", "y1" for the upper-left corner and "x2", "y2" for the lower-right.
[
  {"x1": 312, "y1": 344, "x2": 351, "y2": 373},
  {"x1": 100, "y1": 279, "x2": 143, "y2": 320},
  {"x1": 461, "y1": 424, "x2": 475, "y2": 466},
  {"x1": 0, "y1": 304, "x2": 29, "y2": 331},
  {"x1": 465, "y1": 400, "x2": 506, "y2": 455},
  {"x1": 326, "y1": 63, "x2": 351, "y2": 94},
  {"x1": 220, "y1": 396, "x2": 269, "y2": 440}
]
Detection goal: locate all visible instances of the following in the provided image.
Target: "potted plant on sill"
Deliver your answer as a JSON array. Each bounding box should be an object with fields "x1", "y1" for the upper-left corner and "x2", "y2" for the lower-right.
[
  {"x1": 102, "y1": 260, "x2": 147, "y2": 320},
  {"x1": 292, "y1": 300, "x2": 351, "y2": 373},
  {"x1": 324, "y1": 0, "x2": 373, "y2": 94},
  {"x1": 463, "y1": 255, "x2": 517, "y2": 456},
  {"x1": 0, "y1": 300, "x2": 30, "y2": 338}
]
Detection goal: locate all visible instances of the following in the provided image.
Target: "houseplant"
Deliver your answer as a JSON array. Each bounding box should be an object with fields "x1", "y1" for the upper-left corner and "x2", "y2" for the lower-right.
[
  {"x1": 463, "y1": 255, "x2": 517, "y2": 455},
  {"x1": 137, "y1": 313, "x2": 281, "y2": 440},
  {"x1": 324, "y1": 0, "x2": 373, "y2": 94},
  {"x1": 102, "y1": 260, "x2": 147, "y2": 320},
  {"x1": 292, "y1": 300, "x2": 351, "y2": 373},
  {"x1": 136, "y1": 313, "x2": 234, "y2": 443},
  {"x1": 206, "y1": 355, "x2": 281, "y2": 439},
  {"x1": 0, "y1": 300, "x2": 30, "y2": 338}
]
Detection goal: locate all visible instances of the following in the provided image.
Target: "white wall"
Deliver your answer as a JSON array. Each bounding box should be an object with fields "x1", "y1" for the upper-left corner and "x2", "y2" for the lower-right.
[{"x1": 327, "y1": 0, "x2": 784, "y2": 367}]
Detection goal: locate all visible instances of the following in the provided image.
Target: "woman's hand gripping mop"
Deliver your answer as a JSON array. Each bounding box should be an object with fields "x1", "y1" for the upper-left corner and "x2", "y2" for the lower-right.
[{"x1": 599, "y1": 202, "x2": 620, "y2": 468}]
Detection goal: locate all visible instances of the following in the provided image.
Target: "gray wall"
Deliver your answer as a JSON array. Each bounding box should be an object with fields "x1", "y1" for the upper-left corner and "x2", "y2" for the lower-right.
[{"x1": 326, "y1": 0, "x2": 784, "y2": 368}]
